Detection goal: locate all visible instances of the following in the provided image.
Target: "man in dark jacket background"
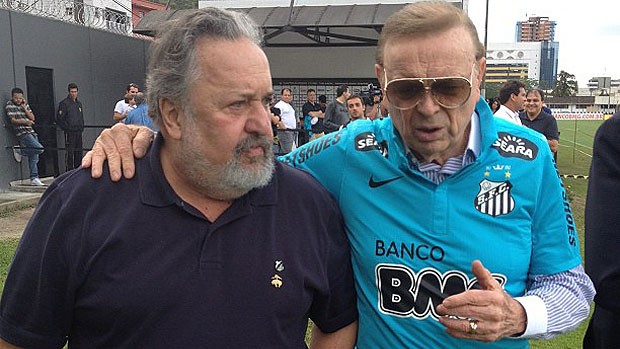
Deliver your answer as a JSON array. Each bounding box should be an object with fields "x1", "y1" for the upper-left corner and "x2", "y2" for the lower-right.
[
  {"x1": 57, "y1": 83, "x2": 84, "y2": 171},
  {"x1": 583, "y1": 109, "x2": 620, "y2": 349}
]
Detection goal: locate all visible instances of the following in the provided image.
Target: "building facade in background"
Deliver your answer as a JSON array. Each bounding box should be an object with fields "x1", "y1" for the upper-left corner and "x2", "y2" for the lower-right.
[
  {"x1": 515, "y1": 15, "x2": 558, "y2": 89},
  {"x1": 516, "y1": 16, "x2": 556, "y2": 42},
  {"x1": 485, "y1": 42, "x2": 541, "y2": 84}
]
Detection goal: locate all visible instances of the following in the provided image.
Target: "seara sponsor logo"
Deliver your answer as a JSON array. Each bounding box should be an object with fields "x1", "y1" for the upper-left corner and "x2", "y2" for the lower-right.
[
  {"x1": 492, "y1": 132, "x2": 538, "y2": 160},
  {"x1": 355, "y1": 132, "x2": 380, "y2": 151}
]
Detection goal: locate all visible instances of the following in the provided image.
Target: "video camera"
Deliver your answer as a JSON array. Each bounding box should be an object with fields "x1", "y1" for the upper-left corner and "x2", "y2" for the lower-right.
[{"x1": 360, "y1": 83, "x2": 383, "y2": 106}]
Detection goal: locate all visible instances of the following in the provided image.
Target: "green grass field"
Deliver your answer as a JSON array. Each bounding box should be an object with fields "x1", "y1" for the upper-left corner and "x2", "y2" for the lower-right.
[{"x1": 0, "y1": 120, "x2": 604, "y2": 348}]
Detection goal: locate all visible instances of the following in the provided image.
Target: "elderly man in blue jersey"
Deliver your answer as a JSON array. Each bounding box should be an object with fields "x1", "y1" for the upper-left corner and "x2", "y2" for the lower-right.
[{"x1": 82, "y1": 2, "x2": 594, "y2": 348}]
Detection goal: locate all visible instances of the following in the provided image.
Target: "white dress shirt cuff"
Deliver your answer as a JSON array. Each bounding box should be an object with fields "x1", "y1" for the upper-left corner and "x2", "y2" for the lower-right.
[{"x1": 513, "y1": 295, "x2": 547, "y2": 337}]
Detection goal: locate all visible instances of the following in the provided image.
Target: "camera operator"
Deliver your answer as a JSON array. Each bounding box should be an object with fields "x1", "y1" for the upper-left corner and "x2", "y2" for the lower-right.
[{"x1": 362, "y1": 83, "x2": 386, "y2": 120}]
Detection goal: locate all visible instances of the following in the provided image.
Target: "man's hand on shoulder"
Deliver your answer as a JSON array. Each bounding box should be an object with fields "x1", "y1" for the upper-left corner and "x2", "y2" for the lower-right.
[{"x1": 82, "y1": 123, "x2": 155, "y2": 181}]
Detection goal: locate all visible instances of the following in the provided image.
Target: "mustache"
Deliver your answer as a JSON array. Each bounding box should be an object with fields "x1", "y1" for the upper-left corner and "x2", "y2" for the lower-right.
[{"x1": 235, "y1": 134, "x2": 272, "y2": 155}]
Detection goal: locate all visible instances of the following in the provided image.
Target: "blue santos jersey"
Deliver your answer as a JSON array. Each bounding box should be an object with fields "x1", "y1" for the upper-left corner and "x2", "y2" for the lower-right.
[{"x1": 280, "y1": 98, "x2": 582, "y2": 349}]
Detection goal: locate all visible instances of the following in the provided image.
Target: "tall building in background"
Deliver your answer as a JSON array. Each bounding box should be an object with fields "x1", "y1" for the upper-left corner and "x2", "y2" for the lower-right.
[
  {"x1": 516, "y1": 16, "x2": 556, "y2": 42},
  {"x1": 515, "y1": 16, "x2": 558, "y2": 89}
]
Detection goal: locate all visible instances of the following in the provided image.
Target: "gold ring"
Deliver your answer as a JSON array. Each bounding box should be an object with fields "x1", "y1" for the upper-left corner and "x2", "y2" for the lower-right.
[{"x1": 467, "y1": 319, "x2": 478, "y2": 334}]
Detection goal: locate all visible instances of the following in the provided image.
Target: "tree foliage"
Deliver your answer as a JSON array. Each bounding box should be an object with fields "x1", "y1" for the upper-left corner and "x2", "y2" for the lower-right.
[
  {"x1": 524, "y1": 79, "x2": 539, "y2": 91},
  {"x1": 483, "y1": 82, "x2": 502, "y2": 99},
  {"x1": 553, "y1": 70, "x2": 578, "y2": 97}
]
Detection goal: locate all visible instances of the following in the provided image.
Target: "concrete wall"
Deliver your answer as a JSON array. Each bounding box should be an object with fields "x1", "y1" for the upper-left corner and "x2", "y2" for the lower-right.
[{"x1": 1, "y1": 8, "x2": 150, "y2": 190}]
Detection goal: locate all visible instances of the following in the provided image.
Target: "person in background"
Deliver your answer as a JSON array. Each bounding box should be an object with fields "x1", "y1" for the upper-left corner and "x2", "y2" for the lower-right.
[
  {"x1": 346, "y1": 94, "x2": 367, "y2": 123},
  {"x1": 113, "y1": 83, "x2": 139, "y2": 122},
  {"x1": 124, "y1": 92, "x2": 158, "y2": 132},
  {"x1": 273, "y1": 88, "x2": 296, "y2": 153},
  {"x1": 488, "y1": 97, "x2": 500, "y2": 114},
  {"x1": 494, "y1": 80, "x2": 526, "y2": 125},
  {"x1": 57, "y1": 83, "x2": 84, "y2": 170},
  {"x1": 0, "y1": 8, "x2": 357, "y2": 349},
  {"x1": 365, "y1": 93, "x2": 384, "y2": 120},
  {"x1": 301, "y1": 89, "x2": 323, "y2": 142},
  {"x1": 269, "y1": 101, "x2": 284, "y2": 153},
  {"x1": 583, "y1": 109, "x2": 620, "y2": 349},
  {"x1": 520, "y1": 89, "x2": 559, "y2": 154},
  {"x1": 81, "y1": 2, "x2": 595, "y2": 348},
  {"x1": 5, "y1": 87, "x2": 45, "y2": 186},
  {"x1": 323, "y1": 85, "x2": 350, "y2": 133},
  {"x1": 311, "y1": 94, "x2": 328, "y2": 140}
]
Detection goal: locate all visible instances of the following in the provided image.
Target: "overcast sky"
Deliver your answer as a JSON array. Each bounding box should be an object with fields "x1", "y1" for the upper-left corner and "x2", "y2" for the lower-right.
[{"x1": 467, "y1": 0, "x2": 620, "y2": 88}]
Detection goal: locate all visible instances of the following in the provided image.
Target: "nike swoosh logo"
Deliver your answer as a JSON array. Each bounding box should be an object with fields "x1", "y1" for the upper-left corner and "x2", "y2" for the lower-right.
[{"x1": 369, "y1": 175, "x2": 403, "y2": 188}]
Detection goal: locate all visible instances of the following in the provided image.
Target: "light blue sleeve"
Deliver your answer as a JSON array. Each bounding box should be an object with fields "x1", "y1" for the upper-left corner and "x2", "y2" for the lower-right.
[
  {"x1": 530, "y1": 146, "x2": 582, "y2": 275},
  {"x1": 278, "y1": 130, "x2": 349, "y2": 200}
]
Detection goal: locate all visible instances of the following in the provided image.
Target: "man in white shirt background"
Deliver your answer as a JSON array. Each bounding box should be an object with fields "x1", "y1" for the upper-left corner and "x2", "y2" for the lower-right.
[
  {"x1": 493, "y1": 80, "x2": 526, "y2": 125},
  {"x1": 113, "y1": 83, "x2": 139, "y2": 122},
  {"x1": 274, "y1": 88, "x2": 296, "y2": 154}
]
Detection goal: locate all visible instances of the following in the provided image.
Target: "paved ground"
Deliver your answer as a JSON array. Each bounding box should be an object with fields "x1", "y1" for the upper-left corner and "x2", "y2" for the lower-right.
[
  {"x1": 0, "y1": 177, "x2": 49, "y2": 240},
  {"x1": 0, "y1": 207, "x2": 33, "y2": 240}
]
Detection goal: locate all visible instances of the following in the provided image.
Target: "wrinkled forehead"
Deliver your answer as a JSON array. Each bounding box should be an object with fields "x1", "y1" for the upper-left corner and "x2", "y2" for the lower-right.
[{"x1": 382, "y1": 28, "x2": 477, "y2": 75}]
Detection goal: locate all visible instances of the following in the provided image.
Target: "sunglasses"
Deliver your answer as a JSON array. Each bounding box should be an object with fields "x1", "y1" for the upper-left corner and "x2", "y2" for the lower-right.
[{"x1": 383, "y1": 63, "x2": 475, "y2": 110}]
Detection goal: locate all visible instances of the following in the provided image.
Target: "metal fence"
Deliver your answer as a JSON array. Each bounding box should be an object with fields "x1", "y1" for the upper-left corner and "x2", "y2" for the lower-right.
[{"x1": 0, "y1": 0, "x2": 132, "y2": 35}]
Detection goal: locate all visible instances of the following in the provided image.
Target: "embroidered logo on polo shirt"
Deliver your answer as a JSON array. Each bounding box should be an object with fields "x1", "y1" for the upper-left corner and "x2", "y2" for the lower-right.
[
  {"x1": 474, "y1": 179, "x2": 515, "y2": 217},
  {"x1": 492, "y1": 132, "x2": 538, "y2": 160},
  {"x1": 271, "y1": 275, "x2": 283, "y2": 288},
  {"x1": 274, "y1": 260, "x2": 284, "y2": 272},
  {"x1": 271, "y1": 260, "x2": 285, "y2": 288}
]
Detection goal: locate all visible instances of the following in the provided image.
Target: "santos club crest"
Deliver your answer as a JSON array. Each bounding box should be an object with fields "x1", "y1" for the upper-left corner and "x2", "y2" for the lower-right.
[{"x1": 474, "y1": 180, "x2": 515, "y2": 217}]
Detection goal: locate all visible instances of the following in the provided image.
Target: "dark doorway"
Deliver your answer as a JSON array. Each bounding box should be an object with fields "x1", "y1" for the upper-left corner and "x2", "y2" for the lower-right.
[{"x1": 26, "y1": 66, "x2": 59, "y2": 178}]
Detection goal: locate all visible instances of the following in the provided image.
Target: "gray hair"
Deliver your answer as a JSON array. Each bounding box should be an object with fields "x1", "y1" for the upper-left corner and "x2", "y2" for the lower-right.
[
  {"x1": 147, "y1": 8, "x2": 262, "y2": 125},
  {"x1": 134, "y1": 92, "x2": 146, "y2": 105},
  {"x1": 376, "y1": 1, "x2": 485, "y2": 66}
]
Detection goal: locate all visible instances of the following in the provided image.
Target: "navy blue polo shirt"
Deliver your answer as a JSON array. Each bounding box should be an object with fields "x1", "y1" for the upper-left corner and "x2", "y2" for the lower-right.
[
  {"x1": 519, "y1": 111, "x2": 559, "y2": 140},
  {"x1": 0, "y1": 136, "x2": 357, "y2": 348}
]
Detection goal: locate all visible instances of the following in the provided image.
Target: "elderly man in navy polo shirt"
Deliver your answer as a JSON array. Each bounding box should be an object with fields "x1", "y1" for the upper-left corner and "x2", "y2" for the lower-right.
[{"x1": 0, "y1": 8, "x2": 357, "y2": 349}]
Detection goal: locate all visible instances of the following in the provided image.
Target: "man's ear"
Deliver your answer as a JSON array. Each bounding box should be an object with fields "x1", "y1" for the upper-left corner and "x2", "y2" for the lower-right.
[
  {"x1": 477, "y1": 57, "x2": 486, "y2": 88},
  {"x1": 159, "y1": 98, "x2": 182, "y2": 140},
  {"x1": 375, "y1": 64, "x2": 385, "y2": 90}
]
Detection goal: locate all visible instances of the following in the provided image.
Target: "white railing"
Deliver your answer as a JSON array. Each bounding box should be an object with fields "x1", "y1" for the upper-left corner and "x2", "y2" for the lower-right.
[{"x1": 1, "y1": 0, "x2": 132, "y2": 35}]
